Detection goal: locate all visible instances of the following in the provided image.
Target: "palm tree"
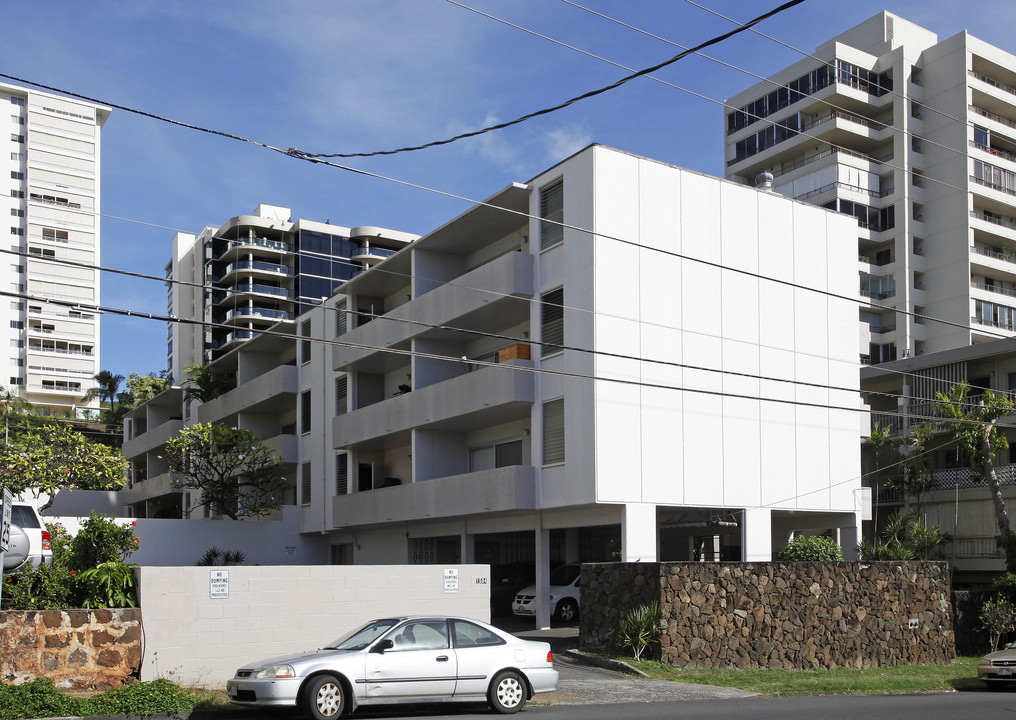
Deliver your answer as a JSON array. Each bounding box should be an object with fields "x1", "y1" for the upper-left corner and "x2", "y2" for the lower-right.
[{"x1": 81, "y1": 370, "x2": 125, "y2": 418}]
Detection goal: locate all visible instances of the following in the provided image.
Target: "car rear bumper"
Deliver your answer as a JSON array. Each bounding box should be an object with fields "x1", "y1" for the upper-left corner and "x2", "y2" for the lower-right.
[{"x1": 525, "y1": 667, "x2": 560, "y2": 695}]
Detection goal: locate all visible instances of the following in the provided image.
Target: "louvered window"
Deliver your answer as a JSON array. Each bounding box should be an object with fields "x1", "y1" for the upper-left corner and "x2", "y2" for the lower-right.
[
  {"x1": 335, "y1": 299, "x2": 347, "y2": 336},
  {"x1": 300, "y1": 390, "x2": 311, "y2": 434},
  {"x1": 300, "y1": 319, "x2": 312, "y2": 364},
  {"x1": 336, "y1": 453, "x2": 348, "y2": 495},
  {"x1": 335, "y1": 375, "x2": 348, "y2": 416},
  {"x1": 541, "y1": 287, "x2": 564, "y2": 356},
  {"x1": 540, "y1": 179, "x2": 564, "y2": 249},
  {"x1": 300, "y1": 461, "x2": 312, "y2": 505},
  {"x1": 543, "y1": 398, "x2": 565, "y2": 465}
]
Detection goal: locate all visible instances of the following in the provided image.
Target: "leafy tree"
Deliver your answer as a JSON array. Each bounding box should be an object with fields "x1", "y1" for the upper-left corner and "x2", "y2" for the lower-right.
[
  {"x1": 120, "y1": 371, "x2": 172, "y2": 410},
  {"x1": 182, "y1": 364, "x2": 235, "y2": 404},
  {"x1": 936, "y1": 383, "x2": 1016, "y2": 571},
  {"x1": 858, "y1": 511, "x2": 952, "y2": 561},
  {"x1": 776, "y1": 534, "x2": 844, "y2": 561},
  {"x1": 0, "y1": 423, "x2": 128, "y2": 511},
  {"x1": 164, "y1": 423, "x2": 286, "y2": 520},
  {"x1": 81, "y1": 370, "x2": 125, "y2": 421},
  {"x1": 981, "y1": 597, "x2": 1016, "y2": 651}
]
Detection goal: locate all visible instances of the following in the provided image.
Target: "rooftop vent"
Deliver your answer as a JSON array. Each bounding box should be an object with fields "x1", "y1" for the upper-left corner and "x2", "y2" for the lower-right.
[{"x1": 754, "y1": 171, "x2": 775, "y2": 192}]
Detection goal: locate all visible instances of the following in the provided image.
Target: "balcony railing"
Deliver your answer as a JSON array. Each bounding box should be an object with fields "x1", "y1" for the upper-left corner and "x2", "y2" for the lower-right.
[
  {"x1": 222, "y1": 260, "x2": 290, "y2": 277},
  {"x1": 224, "y1": 307, "x2": 292, "y2": 322},
  {"x1": 971, "y1": 244, "x2": 1016, "y2": 264},
  {"x1": 971, "y1": 105, "x2": 1016, "y2": 131},
  {"x1": 803, "y1": 109, "x2": 887, "y2": 133},
  {"x1": 951, "y1": 536, "x2": 1004, "y2": 559},
  {"x1": 861, "y1": 288, "x2": 896, "y2": 299},
  {"x1": 972, "y1": 314, "x2": 1016, "y2": 331},
  {"x1": 225, "y1": 283, "x2": 293, "y2": 299},
  {"x1": 971, "y1": 175, "x2": 1016, "y2": 197},
  {"x1": 972, "y1": 209, "x2": 1016, "y2": 232},
  {"x1": 970, "y1": 69, "x2": 1016, "y2": 98},
  {"x1": 794, "y1": 181, "x2": 893, "y2": 203},
  {"x1": 971, "y1": 140, "x2": 1016, "y2": 164},
  {"x1": 215, "y1": 237, "x2": 291, "y2": 258},
  {"x1": 971, "y1": 280, "x2": 1016, "y2": 298}
]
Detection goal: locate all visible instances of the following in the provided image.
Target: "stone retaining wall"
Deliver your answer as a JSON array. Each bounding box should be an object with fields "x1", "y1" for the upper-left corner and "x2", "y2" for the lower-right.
[
  {"x1": 0, "y1": 608, "x2": 142, "y2": 690},
  {"x1": 581, "y1": 562, "x2": 955, "y2": 669}
]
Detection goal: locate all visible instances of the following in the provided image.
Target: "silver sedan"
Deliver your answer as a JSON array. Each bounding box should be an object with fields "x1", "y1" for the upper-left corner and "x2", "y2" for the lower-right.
[{"x1": 226, "y1": 615, "x2": 559, "y2": 717}]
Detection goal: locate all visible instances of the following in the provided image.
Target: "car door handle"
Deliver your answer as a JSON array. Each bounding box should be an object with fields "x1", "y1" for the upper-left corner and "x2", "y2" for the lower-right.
[{"x1": 436, "y1": 656, "x2": 449, "y2": 662}]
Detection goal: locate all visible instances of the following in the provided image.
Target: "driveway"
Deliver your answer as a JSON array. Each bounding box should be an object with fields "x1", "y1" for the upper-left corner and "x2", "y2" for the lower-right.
[{"x1": 497, "y1": 616, "x2": 755, "y2": 705}]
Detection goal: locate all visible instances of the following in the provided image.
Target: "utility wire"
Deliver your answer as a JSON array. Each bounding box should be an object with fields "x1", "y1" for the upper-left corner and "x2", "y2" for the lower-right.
[{"x1": 0, "y1": 0, "x2": 804, "y2": 162}]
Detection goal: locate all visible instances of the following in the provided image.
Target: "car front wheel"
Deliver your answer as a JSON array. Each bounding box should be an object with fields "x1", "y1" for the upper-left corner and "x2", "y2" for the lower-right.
[
  {"x1": 555, "y1": 598, "x2": 578, "y2": 623},
  {"x1": 488, "y1": 670, "x2": 526, "y2": 714},
  {"x1": 303, "y1": 674, "x2": 345, "y2": 719}
]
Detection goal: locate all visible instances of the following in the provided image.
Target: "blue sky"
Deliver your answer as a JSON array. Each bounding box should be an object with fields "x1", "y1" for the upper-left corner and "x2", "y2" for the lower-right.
[{"x1": 6, "y1": 0, "x2": 1016, "y2": 379}]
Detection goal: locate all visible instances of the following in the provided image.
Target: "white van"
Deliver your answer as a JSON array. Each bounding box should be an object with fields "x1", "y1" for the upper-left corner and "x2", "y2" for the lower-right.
[{"x1": 511, "y1": 563, "x2": 581, "y2": 622}]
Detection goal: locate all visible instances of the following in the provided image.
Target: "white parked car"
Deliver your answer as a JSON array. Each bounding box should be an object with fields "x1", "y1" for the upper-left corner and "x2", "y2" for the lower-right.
[
  {"x1": 226, "y1": 615, "x2": 558, "y2": 717},
  {"x1": 512, "y1": 563, "x2": 581, "y2": 622},
  {"x1": 3, "y1": 503, "x2": 53, "y2": 571}
]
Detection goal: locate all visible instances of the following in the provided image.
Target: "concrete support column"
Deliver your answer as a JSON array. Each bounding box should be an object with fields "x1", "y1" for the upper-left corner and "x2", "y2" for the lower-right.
[
  {"x1": 838, "y1": 519, "x2": 861, "y2": 561},
  {"x1": 460, "y1": 531, "x2": 474, "y2": 564},
  {"x1": 742, "y1": 507, "x2": 773, "y2": 561},
  {"x1": 622, "y1": 503, "x2": 657, "y2": 562},
  {"x1": 564, "y1": 528, "x2": 579, "y2": 563},
  {"x1": 534, "y1": 519, "x2": 551, "y2": 630}
]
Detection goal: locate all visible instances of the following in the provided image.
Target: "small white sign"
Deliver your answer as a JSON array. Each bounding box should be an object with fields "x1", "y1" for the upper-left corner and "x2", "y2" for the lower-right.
[
  {"x1": 210, "y1": 569, "x2": 229, "y2": 599},
  {"x1": 443, "y1": 568, "x2": 459, "y2": 593},
  {"x1": 0, "y1": 487, "x2": 12, "y2": 553}
]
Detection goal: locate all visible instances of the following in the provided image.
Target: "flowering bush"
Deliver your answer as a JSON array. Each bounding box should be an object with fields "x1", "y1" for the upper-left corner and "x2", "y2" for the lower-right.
[{"x1": 2, "y1": 513, "x2": 140, "y2": 610}]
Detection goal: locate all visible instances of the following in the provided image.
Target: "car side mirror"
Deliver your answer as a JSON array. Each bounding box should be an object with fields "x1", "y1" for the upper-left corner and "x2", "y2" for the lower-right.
[{"x1": 371, "y1": 639, "x2": 394, "y2": 654}]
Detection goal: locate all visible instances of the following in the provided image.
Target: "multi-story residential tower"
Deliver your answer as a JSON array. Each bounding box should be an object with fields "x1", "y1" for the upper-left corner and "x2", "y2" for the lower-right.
[
  {"x1": 725, "y1": 12, "x2": 1016, "y2": 363},
  {"x1": 2, "y1": 81, "x2": 109, "y2": 414},
  {"x1": 166, "y1": 203, "x2": 417, "y2": 379}
]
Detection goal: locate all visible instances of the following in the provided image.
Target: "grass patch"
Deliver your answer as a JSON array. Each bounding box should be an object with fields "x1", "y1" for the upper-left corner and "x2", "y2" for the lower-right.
[
  {"x1": 0, "y1": 678, "x2": 235, "y2": 720},
  {"x1": 619, "y1": 656, "x2": 983, "y2": 695}
]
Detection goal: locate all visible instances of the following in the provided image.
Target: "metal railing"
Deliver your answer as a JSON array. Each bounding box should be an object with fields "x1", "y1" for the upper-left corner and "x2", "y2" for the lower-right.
[
  {"x1": 951, "y1": 536, "x2": 1004, "y2": 559},
  {"x1": 970, "y1": 70, "x2": 1016, "y2": 98},
  {"x1": 971, "y1": 105, "x2": 1016, "y2": 131},
  {"x1": 225, "y1": 283, "x2": 293, "y2": 299},
  {"x1": 971, "y1": 280, "x2": 1016, "y2": 298},
  {"x1": 794, "y1": 181, "x2": 892, "y2": 202},
  {"x1": 971, "y1": 244, "x2": 1016, "y2": 263},
  {"x1": 971, "y1": 175, "x2": 1016, "y2": 197},
  {"x1": 971, "y1": 210, "x2": 1016, "y2": 232},
  {"x1": 971, "y1": 140, "x2": 1016, "y2": 164},
  {"x1": 972, "y1": 314, "x2": 1016, "y2": 331}
]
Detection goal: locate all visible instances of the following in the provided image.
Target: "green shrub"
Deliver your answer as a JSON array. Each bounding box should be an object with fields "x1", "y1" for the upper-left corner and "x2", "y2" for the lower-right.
[
  {"x1": 615, "y1": 601, "x2": 663, "y2": 661},
  {"x1": 79, "y1": 561, "x2": 138, "y2": 609},
  {"x1": 65, "y1": 513, "x2": 139, "y2": 572},
  {"x1": 993, "y1": 573, "x2": 1016, "y2": 605},
  {"x1": 0, "y1": 678, "x2": 215, "y2": 720},
  {"x1": 0, "y1": 678, "x2": 79, "y2": 720},
  {"x1": 776, "y1": 535, "x2": 844, "y2": 561},
  {"x1": 1, "y1": 563, "x2": 77, "y2": 611}
]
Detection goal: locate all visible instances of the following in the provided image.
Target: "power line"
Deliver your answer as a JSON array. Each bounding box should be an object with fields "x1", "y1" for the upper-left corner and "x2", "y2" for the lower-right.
[{"x1": 0, "y1": 0, "x2": 804, "y2": 163}]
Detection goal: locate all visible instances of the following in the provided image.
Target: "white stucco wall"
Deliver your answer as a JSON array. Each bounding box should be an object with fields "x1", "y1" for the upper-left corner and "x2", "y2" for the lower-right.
[{"x1": 137, "y1": 564, "x2": 491, "y2": 687}]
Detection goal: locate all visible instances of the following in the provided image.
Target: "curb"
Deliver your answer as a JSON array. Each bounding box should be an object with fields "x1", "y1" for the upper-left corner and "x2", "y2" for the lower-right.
[{"x1": 559, "y1": 649, "x2": 650, "y2": 677}]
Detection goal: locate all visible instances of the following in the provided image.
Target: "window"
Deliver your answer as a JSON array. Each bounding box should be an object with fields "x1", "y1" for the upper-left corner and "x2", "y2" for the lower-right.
[
  {"x1": 9, "y1": 377, "x2": 22, "y2": 385},
  {"x1": 10, "y1": 227, "x2": 23, "y2": 236},
  {"x1": 9, "y1": 320, "x2": 21, "y2": 329},
  {"x1": 10, "y1": 190, "x2": 23, "y2": 198},
  {"x1": 10, "y1": 97, "x2": 24, "y2": 106},
  {"x1": 301, "y1": 462, "x2": 312, "y2": 505},
  {"x1": 42, "y1": 228, "x2": 69, "y2": 242},
  {"x1": 300, "y1": 390, "x2": 311, "y2": 434},
  {"x1": 10, "y1": 171, "x2": 23, "y2": 180},
  {"x1": 543, "y1": 398, "x2": 565, "y2": 465},
  {"x1": 10, "y1": 209, "x2": 24, "y2": 217},
  {"x1": 335, "y1": 375, "x2": 347, "y2": 416},
  {"x1": 469, "y1": 439, "x2": 524, "y2": 471},
  {"x1": 9, "y1": 134, "x2": 24, "y2": 143},
  {"x1": 335, "y1": 299, "x2": 347, "y2": 336},
  {"x1": 452, "y1": 619, "x2": 505, "y2": 648},
  {"x1": 540, "y1": 179, "x2": 564, "y2": 250},
  {"x1": 336, "y1": 453, "x2": 348, "y2": 495},
  {"x1": 541, "y1": 287, "x2": 564, "y2": 356},
  {"x1": 300, "y1": 319, "x2": 312, "y2": 364}
]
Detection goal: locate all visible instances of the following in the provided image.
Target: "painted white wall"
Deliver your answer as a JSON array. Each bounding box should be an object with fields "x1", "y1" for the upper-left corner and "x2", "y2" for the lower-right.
[{"x1": 137, "y1": 564, "x2": 491, "y2": 687}]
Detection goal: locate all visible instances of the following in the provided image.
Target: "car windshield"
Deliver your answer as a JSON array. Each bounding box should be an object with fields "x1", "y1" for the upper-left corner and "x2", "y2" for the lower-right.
[
  {"x1": 325, "y1": 619, "x2": 401, "y2": 651},
  {"x1": 549, "y1": 565, "x2": 579, "y2": 586}
]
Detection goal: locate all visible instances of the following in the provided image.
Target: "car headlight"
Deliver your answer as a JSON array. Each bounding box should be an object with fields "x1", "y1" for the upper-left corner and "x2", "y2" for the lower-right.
[{"x1": 256, "y1": 665, "x2": 295, "y2": 679}]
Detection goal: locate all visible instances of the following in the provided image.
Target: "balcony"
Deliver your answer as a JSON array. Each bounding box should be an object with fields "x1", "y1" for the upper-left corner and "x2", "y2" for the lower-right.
[
  {"x1": 332, "y1": 465, "x2": 536, "y2": 528},
  {"x1": 333, "y1": 361, "x2": 534, "y2": 448},
  {"x1": 351, "y1": 246, "x2": 397, "y2": 266},
  {"x1": 216, "y1": 282, "x2": 293, "y2": 303},
  {"x1": 118, "y1": 471, "x2": 180, "y2": 506},
  {"x1": 122, "y1": 418, "x2": 184, "y2": 459},
  {"x1": 222, "y1": 307, "x2": 293, "y2": 325},
  {"x1": 263, "y1": 432, "x2": 298, "y2": 464},
  {"x1": 211, "y1": 329, "x2": 255, "y2": 351},
  {"x1": 197, "y1": 364, "x2": 298, "y2": 421},
  {"x1": 214, "y1": 237, "x2": 291, "y2": 261},
  {"x1": 217, "y1": 260, "x2": 291, "y2": 281},
  {"x1": 334, "y1": 251, "x2": 534, "y2": 372}
]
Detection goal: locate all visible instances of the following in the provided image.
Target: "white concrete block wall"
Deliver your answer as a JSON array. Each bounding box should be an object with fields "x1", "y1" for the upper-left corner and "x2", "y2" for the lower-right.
[{"x1": 138, "y1": 564, "x2": 491, "y2": 688}]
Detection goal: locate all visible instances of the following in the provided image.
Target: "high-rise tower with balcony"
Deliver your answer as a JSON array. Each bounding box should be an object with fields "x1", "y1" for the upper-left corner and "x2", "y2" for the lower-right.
[
  {"x1": 724, "y1": 12, "x2": 1016, "y2": 362},
  {"x1": 2, "y1": 81, "x2": 109, "y2": 414},
  {"x1": 166, "y1": 203, "x2": 417, "y2": 379}
]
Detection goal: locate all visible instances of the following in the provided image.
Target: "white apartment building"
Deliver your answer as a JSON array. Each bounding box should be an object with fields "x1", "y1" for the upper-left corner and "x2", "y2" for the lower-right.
[
  {"x1": 1, "y1": 81, "x2": 109, "y2": 414},
  {"x1": 725, "y1": 12, "x2": 1016, "y2": 364},
  {"x1": 297, "y1": 144, "x2": 864, "y2": 626}
]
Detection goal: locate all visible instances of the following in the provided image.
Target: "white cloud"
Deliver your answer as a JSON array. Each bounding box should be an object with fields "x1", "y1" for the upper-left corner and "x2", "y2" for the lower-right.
[{"x1": 544, "y1": 124, "x2": 594, "y2": 163}]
